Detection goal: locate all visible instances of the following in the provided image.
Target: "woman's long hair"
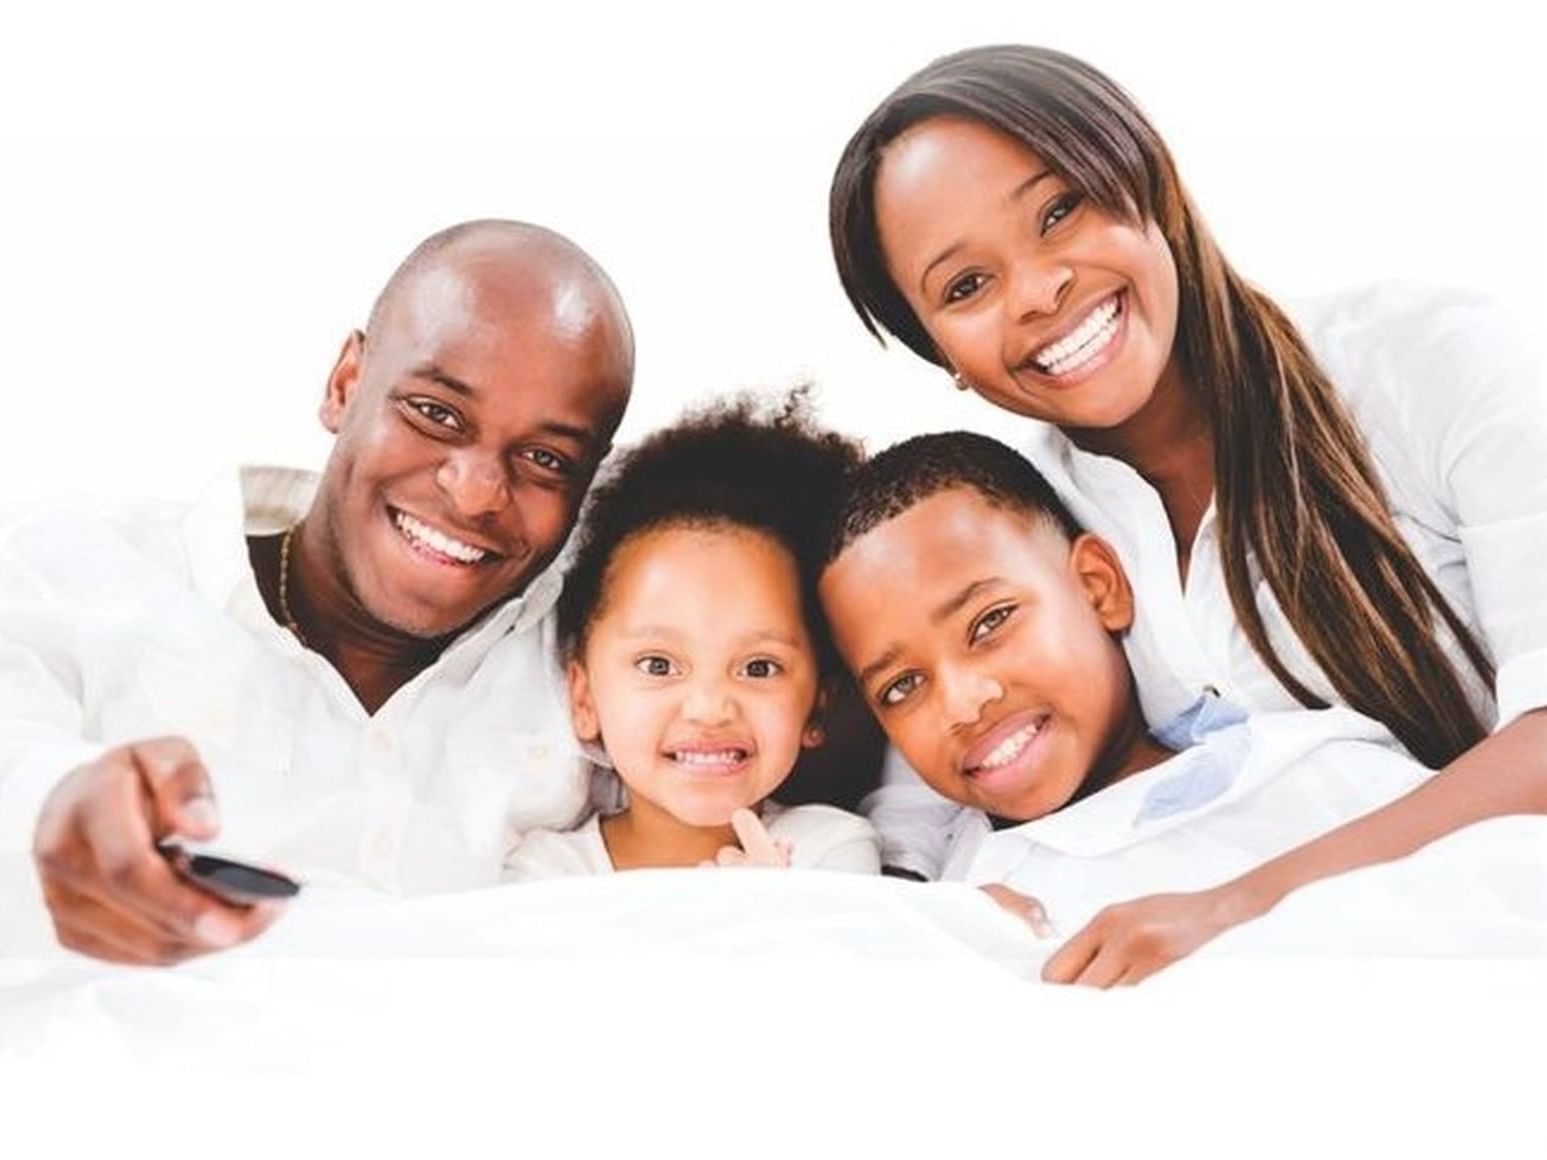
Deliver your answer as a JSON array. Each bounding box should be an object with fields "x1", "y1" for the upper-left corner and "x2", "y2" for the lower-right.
[{"x1": 830, "y1": 44, "x2": 1493, "y2": 767}]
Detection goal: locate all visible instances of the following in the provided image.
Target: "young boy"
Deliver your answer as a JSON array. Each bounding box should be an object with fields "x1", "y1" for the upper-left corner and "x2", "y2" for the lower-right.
[{"x1": 818, "y1": 432, "x2": 1434, "y2": 984}]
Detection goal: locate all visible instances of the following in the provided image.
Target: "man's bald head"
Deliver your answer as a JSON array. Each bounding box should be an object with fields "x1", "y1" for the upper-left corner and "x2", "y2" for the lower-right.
[{"x1": 364, "y1": 220, "x2": 634, "y2": 419}]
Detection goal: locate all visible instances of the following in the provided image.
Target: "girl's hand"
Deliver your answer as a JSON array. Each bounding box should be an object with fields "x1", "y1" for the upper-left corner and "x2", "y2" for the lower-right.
[
  {"x1": 700, "y1": 808, "x2": 793, "y2": 868},
  {"x1": 1040, "y1": 885, "x2": 1252, "y2": 987}
]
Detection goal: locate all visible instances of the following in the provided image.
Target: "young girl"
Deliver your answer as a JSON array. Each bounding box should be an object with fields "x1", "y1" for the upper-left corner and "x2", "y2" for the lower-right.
[
  {"x1": 504, "y1": 394, "x2": 881, "y2": 879},
  {"x1": 828, "y1": 45, "x2": 1547, "y2": 977}
]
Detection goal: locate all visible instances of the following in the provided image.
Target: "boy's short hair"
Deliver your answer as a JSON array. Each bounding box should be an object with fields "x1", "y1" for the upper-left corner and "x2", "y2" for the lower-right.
[
  {"x1": 824, "y1": 431, "x2": 1083, "y2": 565},
  {"x1": 558, "y1": 387, "x2": 862, "y2": 672}
]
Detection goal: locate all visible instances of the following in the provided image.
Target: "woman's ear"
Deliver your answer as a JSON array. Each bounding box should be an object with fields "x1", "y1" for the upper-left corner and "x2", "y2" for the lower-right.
[
  {"x1": 319, "y1": 329, "x2": 366, "y2": 435},
  {"x1": 567, "y1": 658, "x2": 601, "y2": 742},
  {"x1": 1069, "y1": 533, "x2": 1135, "y2": 634}
]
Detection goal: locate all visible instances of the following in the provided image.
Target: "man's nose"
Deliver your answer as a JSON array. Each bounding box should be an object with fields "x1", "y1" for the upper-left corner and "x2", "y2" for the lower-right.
[
  {"x1": 435, "y1": 450, "x2": 511, "y2": 517},
  {"x1": 940, "y1": 662, "x2": 1004, "y2": 730}
]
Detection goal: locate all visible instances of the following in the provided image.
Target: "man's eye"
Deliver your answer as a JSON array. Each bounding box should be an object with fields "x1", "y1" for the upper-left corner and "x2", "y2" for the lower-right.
[
  {"x1": 1042, "y1": 191, "x2": 1084, "y2": 233},
  {"x1": 408, "y1": 399, "x2": 463, "y2": 431},
  {"x1": 878, "y1": 672, "x2": 922, "y2": 707},
  {"x1": 944, "y1": 272, "x2": 987, "y2": 304},
  {"x1": 635, "y1": 655, "x2": 677, "y2": 677},
  {"x1": 969, "y1": 605, "x2": 1015, "y2": 644},
  {"x1": 740, "y1": 658, "x2": 783, "y2": 679},
  {"x1": 524, "y1": 448, "x2": 573, "y2": 475}
]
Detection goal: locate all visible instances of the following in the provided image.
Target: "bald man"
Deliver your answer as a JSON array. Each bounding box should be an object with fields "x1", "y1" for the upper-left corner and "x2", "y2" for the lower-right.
[{"x1": 1, "y1": 220, "x2": 635, "y2": 965}]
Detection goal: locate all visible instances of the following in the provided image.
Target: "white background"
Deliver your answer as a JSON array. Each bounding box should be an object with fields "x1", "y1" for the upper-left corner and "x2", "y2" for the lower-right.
[
  {"x1": 0, "y1": 0, "x2": 1542, "y2": 508},
  {"x1": 2, "y1": 0, "x2": 1543, "y2": 1147}
]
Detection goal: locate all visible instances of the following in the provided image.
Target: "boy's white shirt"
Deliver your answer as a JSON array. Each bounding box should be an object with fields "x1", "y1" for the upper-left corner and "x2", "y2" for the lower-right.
[
  {"x1": 503, "y1": 800, "x2": 883, "y2": 880},
  {"x1": 945, "y1": 707, "x2": 1434, "y2": 934},
  {"x1": 0, "y1": 466, "x2": 590, "y2": 893}
]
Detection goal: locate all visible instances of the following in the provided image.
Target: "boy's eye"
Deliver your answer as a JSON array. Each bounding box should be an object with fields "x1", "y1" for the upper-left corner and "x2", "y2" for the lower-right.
[
  {"x1": 1041, "y1": 191, "x2": 1084, "y2": 233},
  {"x1": 406, "y1": 398, "x2": 464, "y2": 432},
  {"x1": 739, "y1": 657, "x2": 783, "y2": 680},
  {"x1": 944, "y1": 271, "x2": 987, "y2": 305},
  {"x1": 635, "y1": 655, "x2": 678, "y2": 678},
  {"x1": 969, "y1": 605, "x2": 1015, "y2": 644},
  {"x1": 877, "y1": 671, "x2": 922, "y2": 708}
]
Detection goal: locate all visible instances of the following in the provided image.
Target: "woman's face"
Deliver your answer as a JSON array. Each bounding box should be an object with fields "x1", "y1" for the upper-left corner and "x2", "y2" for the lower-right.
[{"x1": 872, "y1": 116, "x2": 1183, "y2": 434}]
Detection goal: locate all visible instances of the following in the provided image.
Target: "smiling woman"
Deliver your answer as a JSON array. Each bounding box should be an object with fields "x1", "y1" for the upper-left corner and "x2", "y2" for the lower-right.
[{"x1": 829, "y1": 43, "x2": 1547, "y2": 979}]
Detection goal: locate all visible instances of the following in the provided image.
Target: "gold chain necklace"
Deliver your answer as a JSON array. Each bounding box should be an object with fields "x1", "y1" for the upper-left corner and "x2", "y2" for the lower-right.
[{"x1": 277, "y1": 523, "x2": 308, "y2": 648}]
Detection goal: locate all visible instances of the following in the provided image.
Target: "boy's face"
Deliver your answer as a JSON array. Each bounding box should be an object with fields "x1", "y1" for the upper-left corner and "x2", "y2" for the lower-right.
[{"x1": 818, "y1": 487, "x2": 1141, "y2": 821}]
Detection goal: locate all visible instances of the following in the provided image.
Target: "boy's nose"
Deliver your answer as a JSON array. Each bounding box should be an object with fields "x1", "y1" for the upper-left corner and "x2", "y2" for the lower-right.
[{"x1": 940, "y1": 664, "x2": 1004, "y2": 729}]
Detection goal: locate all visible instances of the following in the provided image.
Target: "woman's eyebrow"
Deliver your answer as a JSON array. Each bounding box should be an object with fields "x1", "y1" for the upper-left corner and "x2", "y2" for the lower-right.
[{"x1": 918, "y1": 170, "x2": 1054, "y2": 293}]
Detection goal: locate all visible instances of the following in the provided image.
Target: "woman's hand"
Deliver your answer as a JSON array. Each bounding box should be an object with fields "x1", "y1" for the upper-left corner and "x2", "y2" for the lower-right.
[
  {"x1": 1041, "y1": 885, "x2": 1256, "y2": 987},
  {"x1": 700, "y1": 808, "x2": 793, "y2": 868}
]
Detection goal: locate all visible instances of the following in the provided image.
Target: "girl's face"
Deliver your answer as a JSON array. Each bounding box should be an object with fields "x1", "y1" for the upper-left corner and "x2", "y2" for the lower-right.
[
  {"x1": 872, "y1": 116, "x2": 1184, "y2": 434},
  {"x1": 569, "y1": 524, "x2": 822, "y2": 828}
]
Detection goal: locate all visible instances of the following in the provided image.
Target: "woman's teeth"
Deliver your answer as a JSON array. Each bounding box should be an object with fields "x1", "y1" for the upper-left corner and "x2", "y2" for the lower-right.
[
  {"x1": 394, "y1": 511, "x2": 489, "y2": 563},
  {"x1": 1033, "y1": 297, "x2": 1121, "y2": 376}
]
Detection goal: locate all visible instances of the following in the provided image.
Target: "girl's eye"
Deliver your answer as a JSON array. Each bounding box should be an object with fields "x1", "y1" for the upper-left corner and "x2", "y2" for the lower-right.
[
  {"x1": 408, "y1": 398, "x2": 464, "y2": 431},
  {"x1": 740, "y1": 658, "x2": 784, "y2": 680},
  {"x1": 969, "y1": 605, "x2": 1015, "y2": 644},
  {"x1": 635, "y1": 655, "x2": 678, "y2": 678},
  {"x1": 877, "y1": 671, "x2": 922, "y2": 708},
  {"x1": 1041, "y1": 191, "x2": 1085, "y2": 233},
  {"x1": 944, "y1": 271, "x2": 987, "y2": 305}
]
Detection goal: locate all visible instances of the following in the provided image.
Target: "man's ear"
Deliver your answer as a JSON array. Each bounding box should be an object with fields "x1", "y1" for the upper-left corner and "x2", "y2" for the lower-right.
[
  {"x1": 567, "y1": 657, "x2": 601, "y2": 742},
  {"x1": 320, "y1": 329, "x2": 367, "y2": 434},
  {"x1": 1069, "y1": 533, "x2": 1135, "y2": 634}
]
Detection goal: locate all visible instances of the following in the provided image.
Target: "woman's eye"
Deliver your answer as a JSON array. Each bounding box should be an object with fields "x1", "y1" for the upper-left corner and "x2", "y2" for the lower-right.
[
  {"x1": 969, "y1": 605, "x2": 1015, "y2": 644},
  {"x1": 877, "y1": 672, "x2": 922, "y2": 708},
  {"x1": 635, "y1": 655, "x2": 677, "y2": 677},
  {"x1": 740, "y1": 658, "x2": 783, "y2": 679},
  {"x1": 1042, "y1": 191, "x2": 1085, "y2": 233},
  {"x1": 944, "y1": 272, "x2": 987, "y2": 305},
  {"x1": 409, "y1": 399, "x2": 463, "y2": 431}
]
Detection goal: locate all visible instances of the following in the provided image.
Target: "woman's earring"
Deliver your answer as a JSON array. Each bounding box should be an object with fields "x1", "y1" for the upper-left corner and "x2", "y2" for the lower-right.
[
  {"x1": 951, "y1": 372, "x2": 971, "y2": 392},
  {"x1": 802, "y1": 723, "x2": 826, "y2": 748}
]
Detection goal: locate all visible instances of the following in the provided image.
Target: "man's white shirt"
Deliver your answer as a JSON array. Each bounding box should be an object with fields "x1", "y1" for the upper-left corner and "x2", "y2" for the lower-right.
[{"x1": 0, "y1": 466, "x2": 589, "y2": 894}]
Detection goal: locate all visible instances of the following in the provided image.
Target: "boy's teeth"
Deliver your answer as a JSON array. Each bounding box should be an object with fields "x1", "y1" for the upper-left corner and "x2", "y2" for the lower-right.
[
  {"x1": 976, "y1": 721, "x2": 1041, "y2": 771},
  {"x1": 394, "y1": 511, "x2": 488, "y2": 563},
  {"x1": 1033, "y1": 297, "x2": 1120, "y2": 375},
  {"x1": 673, "y1": 749, "x2": 746, "y2": 766}
]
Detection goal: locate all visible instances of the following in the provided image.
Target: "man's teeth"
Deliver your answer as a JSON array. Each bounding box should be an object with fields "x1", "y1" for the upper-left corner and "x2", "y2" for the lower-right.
[
  {"x1": 671, "y1": 749, "x2": 748, "y2": 767},
  {"x1": 394, "y1": 511, "x2": 488, "y2": 563},
  {"x1": 975, "y1": 721, "x2": 1041, "y2": 772},
  {"x1": 1034, "y1": 297, "x2": 1120, "y2": 375}
]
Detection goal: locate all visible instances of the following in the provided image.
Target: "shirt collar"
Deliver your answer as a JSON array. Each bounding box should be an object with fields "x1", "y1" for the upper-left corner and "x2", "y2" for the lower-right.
[{"x1": 181, "y1": 464, "x2": 564, "y2": 645}]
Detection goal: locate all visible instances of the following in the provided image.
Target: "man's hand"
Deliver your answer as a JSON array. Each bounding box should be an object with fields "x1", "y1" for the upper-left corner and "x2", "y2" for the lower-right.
[
  {"x1": 701, "y1": 808, "x2": 793, "y2": 868},
  {"x1": 1041, "y1": 887, "x2": 1245, "y2": 987},
  {"x1": 32, "y1": 737, "x2": 283, "y2": 966}
]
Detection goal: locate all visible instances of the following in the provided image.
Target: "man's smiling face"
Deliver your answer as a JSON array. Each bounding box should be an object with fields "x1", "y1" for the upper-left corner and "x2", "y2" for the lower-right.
[{"x1": 312, "y1": 237, "x2": 633, "y2": 640}]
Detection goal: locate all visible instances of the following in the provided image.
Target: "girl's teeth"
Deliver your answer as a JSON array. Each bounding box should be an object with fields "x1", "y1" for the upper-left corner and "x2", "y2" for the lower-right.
[
  {"x1": 673, "y1": 749, "x2": 746, "y2": 766},
  {"x1": 1034, "y1": 297, "x2": 1120, "y2": 375},
  {"x1": 395, "y1": 511, "x2": 488, "y2": 563}
]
